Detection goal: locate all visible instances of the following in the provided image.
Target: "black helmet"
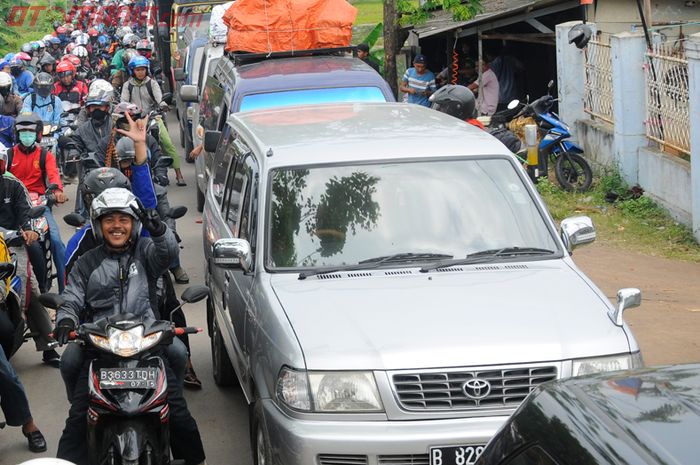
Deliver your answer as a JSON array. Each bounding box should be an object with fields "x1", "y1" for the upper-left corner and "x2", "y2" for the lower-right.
[
  {"x1": 38, "y1": 53, "x2": 57, "y2": 67},
  {"x1": 568, "y1": 24, "x2": 592, "y2": 49},
  {"x1": 429, "y1": 84, "x2": 477, "y2": 120},
  {"x1": 33, "y1": 72, "x2": 54, "y2": 98},
  {"x1": 81, "y1": 167, "x2": 131, "y2": 210},
  {"x1": 14, "y1": 112, "x2": 43, "y2": 141}
]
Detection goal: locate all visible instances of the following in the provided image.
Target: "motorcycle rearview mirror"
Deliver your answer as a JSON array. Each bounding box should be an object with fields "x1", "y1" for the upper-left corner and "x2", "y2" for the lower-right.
[
  {"x1": 161, "y1": 92, "x2": 173, "y2": 105},
  {"x1": 168, "y1": 205, "x2": 187, "y2": 219},
  {"x1": 507, "y1": 99, "x2": 520, "y2": 110},
  {"x1": 155, "y1": 156, "x2": 173, "y2": 168},
  {"x1": 0, "y1": 261, "x2": 16, "y2": 280},
  {"x1": 180, "y1": 285, "x2": 209, "y2": 304},
  {"x1": 63, "y1": 212, "x2": 86, "y2": 228},
  {"x1": 28, "y1": 206, "x2": 45, "y2": 219},
  {"x1": 39, "y1": 292, "x2": 65, "y2": 310}
]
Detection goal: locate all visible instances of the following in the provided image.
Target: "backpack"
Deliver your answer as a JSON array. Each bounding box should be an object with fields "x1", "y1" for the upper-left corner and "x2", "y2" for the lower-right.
[
  {"x1": 128, "y1": 79, "x2": 156, "y2": 106},
  {"x1": 8, "y1": 145, "x2": 50, "y2": 189},
  {"x1": 30, "y1": 93, "x2": 57, "y2": 113}
]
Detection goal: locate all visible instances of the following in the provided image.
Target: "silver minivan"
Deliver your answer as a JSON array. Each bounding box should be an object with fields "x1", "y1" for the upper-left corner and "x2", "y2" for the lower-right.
[{"x1": 201, "y1": 103, "x2": 643, "y2": 465}]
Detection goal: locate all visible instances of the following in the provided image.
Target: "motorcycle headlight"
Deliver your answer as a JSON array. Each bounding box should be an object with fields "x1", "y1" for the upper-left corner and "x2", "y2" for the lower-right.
[
  {"x1": 572, "y1": 352, "x2": 643, "y2": 377},
  {"x1": 97, "y1": 326, "x2": 163, "y2": 357},
  {"x1": 276, "y1": 368, "x2": 383, "y2": 413}
]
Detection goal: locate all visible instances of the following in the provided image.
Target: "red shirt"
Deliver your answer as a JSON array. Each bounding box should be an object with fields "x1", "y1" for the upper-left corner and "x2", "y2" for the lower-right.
[
  {"x1": 10, "y1": 145, "x2": 63, "y2": 194},
  {"x1": 53, "y1": 80, "x2": 89, "y2": 106}
]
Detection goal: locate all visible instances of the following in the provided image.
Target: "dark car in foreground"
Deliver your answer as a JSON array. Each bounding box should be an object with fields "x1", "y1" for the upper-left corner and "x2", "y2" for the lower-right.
[{"x1": 477, "y1": 363, "x2": 700, "y2": 465}]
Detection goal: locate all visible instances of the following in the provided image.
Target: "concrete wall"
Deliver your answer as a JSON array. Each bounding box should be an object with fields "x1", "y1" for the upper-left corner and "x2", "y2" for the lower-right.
[
  {"x1": 590, "y1": 0, "x2": 700, "y2": 37},
  {"x1": 557, "y1": 22, "x2": 698, "y2": 241},
  {"x1": 638, "y1": 146, "x2": 692, "y2": 225}
]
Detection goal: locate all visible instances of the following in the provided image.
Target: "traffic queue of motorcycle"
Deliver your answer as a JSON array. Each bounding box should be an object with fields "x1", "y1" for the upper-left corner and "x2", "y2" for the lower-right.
[{"x1": 0, "y1": 8, "x2": 210, "y2": 465}]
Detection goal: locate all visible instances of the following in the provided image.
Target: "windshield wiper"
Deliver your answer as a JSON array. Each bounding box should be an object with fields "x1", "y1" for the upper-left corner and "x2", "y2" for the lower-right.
[
  {"x1": 298, "y1": 252, "x2": 453, "y2": 280},
  {"x1": 419, "y1": 247, "x2": 555, "y2": 273}
]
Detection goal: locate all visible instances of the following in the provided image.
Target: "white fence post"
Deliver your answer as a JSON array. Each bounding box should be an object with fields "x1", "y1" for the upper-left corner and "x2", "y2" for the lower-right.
[
  {"x1": 610, "y1": 32, "x2": 647, "y2": 185},
  {"x1": 556, "y1": 21, "x2": 592, "y2": 138},
  {"x1": 685, "y1": 33, "x2": 700, "y2": 241}
]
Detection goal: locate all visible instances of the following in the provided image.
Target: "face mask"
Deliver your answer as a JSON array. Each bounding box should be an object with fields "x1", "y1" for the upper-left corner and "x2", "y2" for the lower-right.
[
  {"x1": 90, "y1": 108, "x2": 109, "y2": 123},
  {"x1": 10, "y1": 67, "x2": 22, "y2": 77},
  {"x1": 19, "y1": 131, "x2": 36, "y2": 147},
  {"x1": 0, "y1": 86, "x2": 9, "y2": 97},
  {"x1": 37, "y1": 86, "x2": 52, "y2": 98}
]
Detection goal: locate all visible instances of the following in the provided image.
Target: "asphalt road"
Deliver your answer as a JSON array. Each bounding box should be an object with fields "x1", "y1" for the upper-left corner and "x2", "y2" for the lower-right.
[{"x1": 0, "y1": 113, "x2": 253, "y2": 465}]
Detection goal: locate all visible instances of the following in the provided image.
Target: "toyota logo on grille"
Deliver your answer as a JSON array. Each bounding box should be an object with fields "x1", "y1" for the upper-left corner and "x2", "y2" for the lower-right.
[{"x1": 462, "y1": 378, "x2": 491, "y2": 400}]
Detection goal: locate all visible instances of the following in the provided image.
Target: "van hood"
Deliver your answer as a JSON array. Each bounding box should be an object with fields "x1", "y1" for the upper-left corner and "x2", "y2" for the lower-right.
[{"x1": 269, "y1": 262, "x2": 631, "y2": 370}]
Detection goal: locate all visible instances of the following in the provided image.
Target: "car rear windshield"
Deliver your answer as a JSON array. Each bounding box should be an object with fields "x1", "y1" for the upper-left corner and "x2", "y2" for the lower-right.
[
  {"x1": 239, "y1": 87, "x2": 386, "y2": 112},
  {"x1": 267, "y1": 158, "x2": 559, "y2": 269}
]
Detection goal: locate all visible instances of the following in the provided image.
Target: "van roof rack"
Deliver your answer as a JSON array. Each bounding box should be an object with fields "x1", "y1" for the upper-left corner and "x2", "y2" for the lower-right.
[{"x1": 225, "y1": 46, "x2": 357, "y2": 66}]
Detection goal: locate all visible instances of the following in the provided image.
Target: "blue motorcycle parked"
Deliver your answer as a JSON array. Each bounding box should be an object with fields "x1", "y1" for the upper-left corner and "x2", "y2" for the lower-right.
[{"x1": 493, "y1": 82, "x2": 593, "y2": 191}]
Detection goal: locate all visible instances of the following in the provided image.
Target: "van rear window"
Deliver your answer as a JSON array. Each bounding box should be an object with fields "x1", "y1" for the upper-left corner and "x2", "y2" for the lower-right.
[{"x1": 239, "y1": 87, "x2": 386, "y2": 112}]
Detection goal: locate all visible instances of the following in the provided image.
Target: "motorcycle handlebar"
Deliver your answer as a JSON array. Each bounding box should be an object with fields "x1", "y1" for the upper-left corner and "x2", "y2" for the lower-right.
[{"x1": 174, "y1": 327, "x2": 203, "y2": 336}]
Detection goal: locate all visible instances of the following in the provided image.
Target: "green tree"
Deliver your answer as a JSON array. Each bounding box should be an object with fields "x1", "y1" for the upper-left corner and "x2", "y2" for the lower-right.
[{"x1": 383, "y1": 0, "x2": 482, "y2": 97}]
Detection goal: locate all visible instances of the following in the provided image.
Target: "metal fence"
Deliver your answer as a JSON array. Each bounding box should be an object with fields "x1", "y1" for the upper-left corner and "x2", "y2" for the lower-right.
[
  {"x1": 584, "y1": 36, "x2": 614, "y2": 125},
  {"x1": 644, "y1": 41, "x2": 690, "y2": 156}
]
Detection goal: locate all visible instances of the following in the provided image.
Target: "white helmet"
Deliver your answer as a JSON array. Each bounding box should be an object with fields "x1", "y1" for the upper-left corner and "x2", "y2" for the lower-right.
[
  {"x1": 86, "y1": 79, "x2": 114, "y2": 106},
  {"x1": 17, "y1": 459, "x2": 76, "y2": 465},
  {"x1": 90, "y1": 188, "x2": 142, "y2": 243},
  {"x1": 42, "y1": 34, "x2": 54, "y2": 43},
  {"x1": 0, "y1": 71, "x2": 12, "y2": 89},
  {"x1": 73, "y1": 46, "x2": 89, "y2": 58},
  {"x1": 75, "y1": 34, "x2": 89, "y2": 46},
  {"x1": 70, "y1": 30, "x2": 82, "y2": 39},
  {"x1": 0, "y1": 141, "x2": 8, "y2": 174}
]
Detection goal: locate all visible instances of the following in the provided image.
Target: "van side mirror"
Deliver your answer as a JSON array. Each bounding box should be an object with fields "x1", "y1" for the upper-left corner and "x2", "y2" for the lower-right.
[
  {"x1": 203, "y1": 130, "x2": 221, "y2": 153},
  {"x1": 179, "y1": 84, "x2": 199, "y2": 103},
  {"x1": 212, "y1": 238, "x2": 252, "y2": 272},
  {"x1": 560, "y1": 216, "x2": 596, "y2": 253},
  {"x1": 611, "y1": 288, "x2": 641, "y2": 326},
  {"x1": 173, "y1": 68, "x2": 187, "y2": 82}
]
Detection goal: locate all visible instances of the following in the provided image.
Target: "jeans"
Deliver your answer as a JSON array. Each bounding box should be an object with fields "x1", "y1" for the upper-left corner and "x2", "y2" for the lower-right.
[
  {"x1": 57, "y1": 345, "x2": 205, "y2": 465},
  {"x1": 44, "y1": 207, "x2": 66, "y2": 293},
  {"x1": 0, "y1": 311, "x2": 33, "y2": 427}
]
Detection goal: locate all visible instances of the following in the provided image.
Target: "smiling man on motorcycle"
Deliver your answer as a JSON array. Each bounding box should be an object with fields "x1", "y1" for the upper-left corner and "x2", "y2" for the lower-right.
[
  {"x1": 53, "y1": 114, "x2": 206, "y2": 465},
  {"x1": 9, "y1": 113, "x2": 69, "y2": 294}
]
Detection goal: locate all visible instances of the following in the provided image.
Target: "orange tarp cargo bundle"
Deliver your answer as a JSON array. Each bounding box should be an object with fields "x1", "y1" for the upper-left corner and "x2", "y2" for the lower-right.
[{"x1": 223, "y1": 0, "x2": 357, "y2": 54}]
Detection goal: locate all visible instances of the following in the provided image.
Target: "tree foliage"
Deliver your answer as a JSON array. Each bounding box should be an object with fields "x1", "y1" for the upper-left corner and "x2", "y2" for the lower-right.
[{"x1": 396, "y1": 0, "x2": 483, "y2": 26}]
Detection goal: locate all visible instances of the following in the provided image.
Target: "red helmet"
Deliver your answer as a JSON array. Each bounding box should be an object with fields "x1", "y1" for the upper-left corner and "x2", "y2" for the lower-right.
[
  {"x1": 15, "y1": 52, "x2": 31, "y2": 61},
  {"x1": 87, "y1": 28, "x2": 99, "y2": 37},
  {"x1": 56, "y1": 26, "x2": 67, "y2": 34},
  {"x1": 56, "y1": 60, "x2": 76, "y2": 76},
  {"x1": 65, "y1": 55, "x2": 81, "y2": 67}
]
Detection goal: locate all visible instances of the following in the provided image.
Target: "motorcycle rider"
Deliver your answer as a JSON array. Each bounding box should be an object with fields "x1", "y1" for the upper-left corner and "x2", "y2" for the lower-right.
[
  {"x1": 22, "y1": 73, "x2": 64, "y2": 134},
  {"x1": 1, "y1": 71, "x2": 24, "y2": 117},
  {"x1": 9, "y1": 57, "x2": 34, "y2": 95},
  {"x1": 53, "y1": 61, "x2": 88, "y2": 113},
  {"x1": 0, "y1": 140, "x2": 60, "y2": 367},
  {"x1": 53, "y1": 116, "x2": 206, "y2": 465},
  {"x1": 122, "y1": 55, "x2": 185, "y2": 186},
  {"x1": 9, "y1": 113, "x2": 69, "y2": 293},
  {"x1": 37, "y1": 53, "x2": 57, "y2": 77},
  {"x1": 111, "y1": 48, "x2": 138, "y2": 94},
  {"x1": 71, "y1": 46, "x2": 92, "y2": 82}
]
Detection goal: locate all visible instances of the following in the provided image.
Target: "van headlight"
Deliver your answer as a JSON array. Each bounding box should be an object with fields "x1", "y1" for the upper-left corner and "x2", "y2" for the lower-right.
[
  {"x1": 572, "y1": 352, "x2": 643, "y2": 377},
  {"x1": 276, "y1": 368, "x2": 383, "y2": 413}
]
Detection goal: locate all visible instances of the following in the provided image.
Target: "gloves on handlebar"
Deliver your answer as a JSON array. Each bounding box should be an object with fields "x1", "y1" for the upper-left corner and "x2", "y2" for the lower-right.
[
  {"x1": 131, "y1": 201, "x2": 167, "y2": 237},
  {"x1": 54, "y1": 319, "x2": 75, "y2": 346}
]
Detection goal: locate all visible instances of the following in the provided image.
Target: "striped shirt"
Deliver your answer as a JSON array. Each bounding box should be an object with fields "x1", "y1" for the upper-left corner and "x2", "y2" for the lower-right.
[{"x1": 402, "y1": 67, "x2": 436, "y2": 107}]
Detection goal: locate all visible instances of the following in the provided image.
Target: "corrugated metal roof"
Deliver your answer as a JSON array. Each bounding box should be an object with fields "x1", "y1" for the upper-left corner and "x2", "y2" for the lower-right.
[{"x1": 408, "y1": 0, "x2": 566, "y2": 38}]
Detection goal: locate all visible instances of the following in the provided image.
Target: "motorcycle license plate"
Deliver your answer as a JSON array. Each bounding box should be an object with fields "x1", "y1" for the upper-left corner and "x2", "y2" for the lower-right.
[
  {"x1": 99, "y1": 367, "x2": 158, "y2": 390},
  {"x1": 429, "y1": 445, "x2": 485, "y2": 465}
]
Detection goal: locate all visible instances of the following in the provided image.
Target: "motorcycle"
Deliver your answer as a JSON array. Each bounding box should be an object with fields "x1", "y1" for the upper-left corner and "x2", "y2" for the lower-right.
[
  {"x1": 490, "y1": 81, "x2": 593, "y2": 192},
  {"x1": 40, "y1": 123, "x2": 59, "y2": 157},
  {"x1": 40, "y1": 285, "x2": 209, "y2": 465},
  {"x1": 28, "y1": 183, "x2": 59, "y2": 292},
  {"x1": 0, "y1": 205, "x2": 50, "y2": 359}
]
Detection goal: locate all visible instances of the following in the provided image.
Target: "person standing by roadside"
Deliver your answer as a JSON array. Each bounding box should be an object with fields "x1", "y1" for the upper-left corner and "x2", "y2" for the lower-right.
[
  {"x1": 400, "y1": 54, "x2": 436, "y2": 107},
  {"x1": 469, "y1": 57, "x2": 500, "y2": 116},
  {"x1": 357, "y1": 43, "x2": 380, "y2": 74}
]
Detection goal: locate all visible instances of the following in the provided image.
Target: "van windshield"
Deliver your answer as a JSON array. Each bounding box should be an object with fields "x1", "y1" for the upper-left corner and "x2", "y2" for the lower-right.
[
  {"x1": 239, "y1": 87, "x2": 386, "y2": 112},
  {"x1": 267, "y1": 158, "x2": 559, "y2": 269}
]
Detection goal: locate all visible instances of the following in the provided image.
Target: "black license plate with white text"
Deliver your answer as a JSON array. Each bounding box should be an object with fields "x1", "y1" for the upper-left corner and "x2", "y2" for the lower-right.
[{"x1": 429, "y1": 445, "x2": 485, "y2": 465}]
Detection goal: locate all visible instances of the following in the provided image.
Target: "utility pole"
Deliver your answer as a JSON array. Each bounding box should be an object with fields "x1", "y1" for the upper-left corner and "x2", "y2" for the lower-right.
[{"x1": 383, "y1": 0, "x2": 398, "y2": 99}]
